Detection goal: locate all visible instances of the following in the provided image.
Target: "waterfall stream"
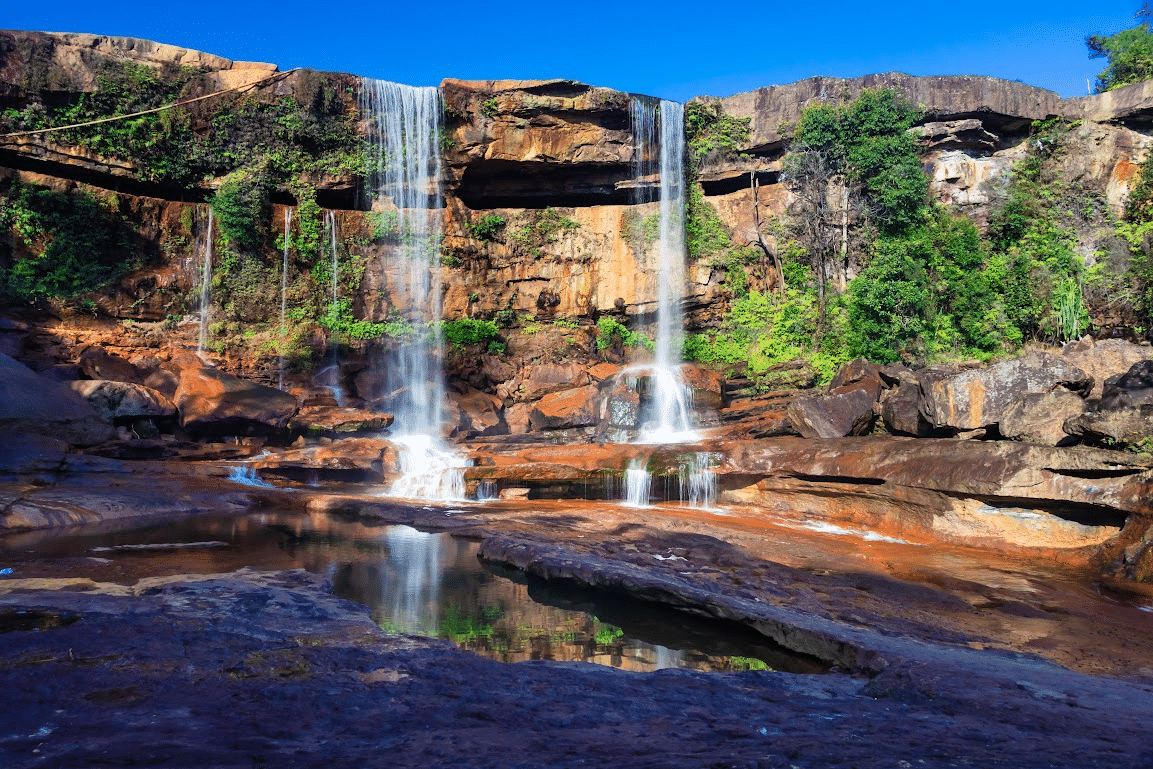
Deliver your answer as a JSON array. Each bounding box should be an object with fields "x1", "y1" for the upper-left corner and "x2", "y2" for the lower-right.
[
  {"x1": 361, "y1": 79, "x2": 468, "y2": 499},
  {"x1": 196, "y1": 208, "x2": 214, "y2": 356},
  {"x1": 278, "y1": 208, "x2": 292, "y2": 390},
  {"x1": 630, "y1": 98, "x2": 696, "y2": 443}
]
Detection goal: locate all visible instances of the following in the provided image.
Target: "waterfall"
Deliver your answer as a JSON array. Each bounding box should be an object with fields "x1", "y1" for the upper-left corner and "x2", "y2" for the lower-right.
[
  {"x1": 361, "y1": 79, "x2": 468, "y2": 499},
  {"x1": 196, "y1": 208, "x2": 214, "y2": 356},
  {"x1": 681, "y1": 452, "x2": 717, "y2": 509},
  {"x1": 630, "y1": 98, "x2": 696, "y2": 443},
  {"x1": 278, "y1": 208, "x2": 292, "y2": 390},
  {"x1": 624, "y1": 457, "x2": 651, "y2": 508}
]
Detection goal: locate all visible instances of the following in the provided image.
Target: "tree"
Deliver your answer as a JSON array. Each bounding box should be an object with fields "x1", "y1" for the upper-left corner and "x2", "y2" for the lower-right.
[{"x1": 1087, "y1": 4, "x2": 1153, "y2": 92}]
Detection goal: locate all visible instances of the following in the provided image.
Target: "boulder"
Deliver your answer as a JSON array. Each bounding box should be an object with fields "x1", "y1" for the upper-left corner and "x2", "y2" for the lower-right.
[
  {"x1": 881, "y1": 383, "x2": 935, "y2": 437},
  {"x1": 1100, "y1": 359, "x2": 1153, "y2": 409},
  {"x1": 1065, "y1": 406, "x2": 1153, "y2": 448},
  {"x1": 174, "y1": 365, "x2": 299, "y2": 437},
  {"x1": 251, "y1": 438, "x2": 390, "y2": 483},
  {"x1": 681, "y1": 365, "x2": 726, "y2": 410},
  {"x1": 829, "y1": 359, "x2": 886, "y2": 402},
  {"x1": 518, "y1": 363, "x2": 592, "y2": 401},
  {"x1": 1064, "y1": 360, "x2": 1153, "y2": 448},
  {"x1": 529, "y1": 385, "x2": 602, "y2": 431},
  {"x1": 66, "y1": 380, "x2": 177, "y2": 422},
  {"x1": 505, "y1": 403, "x2": 534, "y2": 435},
  {"x1": 787, "y1": 388, "x2": 875, "y2": 438},
  {"x1": 77, "y1": 347, "x2": 145, "y2": 383},
  {"x1": 0, "y1": 352, "x2": 115, "y2": 446},
  {"x1": 447, "y1": 384, "x2": 506, "y2": 437},
  {"x1": 999, "y1": 391, "x2": 1085, "y2": 446},
  {"x1": 287, "y1": 406, "x2": 394, "y2": 437},
  {"x1": 920, "y1": 351, "x2": 1091, "y2": 432},
  {"x1": 1062, "y1": 337, "x2": 1150, "y2": 399}
]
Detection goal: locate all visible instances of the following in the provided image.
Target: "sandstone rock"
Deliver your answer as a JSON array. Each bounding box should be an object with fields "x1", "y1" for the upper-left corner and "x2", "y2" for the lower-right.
[
  {"x1": 1100, "y1": 359, "x2": 1153, "y2": 409},
  {"x1": 0, "y1": 432, "x2": 69, "y2": 477},
  {"x1": 77, "y1": 347, "x2": 144, "y2": 384},
  {"x1": 1061, "y1": 337, "x2": 1150, "y2": 399},
  {"x1": 601, "y1": 379, "x2": 641, "y2": 430},
  {"x1": 1065, "y1": 405, "x2": 1153, "y2": 448},
  {"x1": 251, "y1": 438, "x2": 389, "y2": 482},
  {"x1": 920, "y1": 351, "x2": 1090, "y2": 432},
  {"x1": 0, "y1": 353, "x2": 115, "y2": 446},
  {"x1": 174, "y1": 365, "x2": 299, "y2": 437},
  {"x1": 66, "y1": 380, "x2": 177, "y2": 422},
  {"x1": 756, "y1": 359, "x2": 820, "y2": 391},
  {"x1": 505, "y1": 403, "x2": 534, "y2": 435},
  {"x1": 681, "y1": 365, "x2": 726, "y2": 410},
  {"x1": 529, "y1": 385, "x2": 602, "y2": 431},
  {"x1": 999, "y1": 391, "x2": 1085, "y2": 446},
  {"x1": 913, "y1": 119, "x2": 999, "y2": 151},
  {"x1": 518, "y1": 363, "x2": 592, "y2": 401},
  {"x1": 787, "y1": 388, "x2": 875, "y2": 438},
  {"x1": 586, "y1": 363, "x2": 622, "y2": 382},
  {"x1": 828, "y1": 359, "x2": 885, "y2": 402},
  {"x1": 447, "y1": 384, "x2": 506, "y2": 437},
  {"x1": 881, "y1": 383, "x2": 935, "y2": 437},
  {"x1": 287, "y1": 406, "x2": 394, "y2": 437}
]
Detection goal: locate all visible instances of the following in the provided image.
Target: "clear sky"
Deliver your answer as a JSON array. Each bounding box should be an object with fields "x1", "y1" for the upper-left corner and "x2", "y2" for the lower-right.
[{"x1": 3, "y1": 1, "x2": 1146, "y2": 101}]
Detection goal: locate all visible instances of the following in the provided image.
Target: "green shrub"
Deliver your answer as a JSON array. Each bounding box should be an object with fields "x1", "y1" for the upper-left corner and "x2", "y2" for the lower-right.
[
  {"x1": 467, "y1": 213, "x2": 506, "y2": 241},
  {"x1": 441, "y1": 318, "x2": 500, "y2": 348}
]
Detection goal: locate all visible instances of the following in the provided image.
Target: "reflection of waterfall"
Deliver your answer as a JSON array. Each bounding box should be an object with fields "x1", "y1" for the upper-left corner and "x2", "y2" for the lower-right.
[
  {"x1": 362, "y1": 79, "x2": 468, "y2": 499},
  {"x1": 278, "y1": 208, "x2": 292, "y2": 390},
  {"x1": 196, "y1": 208, "x2": 214, "y2": 355},
  {"x1": 384, "y1": 525, "x2": 444, "y2": 634},
  {"x1": 630, "y1": 98, "x2": 695, "y2": 443}
]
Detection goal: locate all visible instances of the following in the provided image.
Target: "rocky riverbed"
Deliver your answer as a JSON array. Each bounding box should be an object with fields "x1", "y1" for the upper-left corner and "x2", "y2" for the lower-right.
[{"x1": 4, "y1": 470, "x2": 1153, "y2": 768}]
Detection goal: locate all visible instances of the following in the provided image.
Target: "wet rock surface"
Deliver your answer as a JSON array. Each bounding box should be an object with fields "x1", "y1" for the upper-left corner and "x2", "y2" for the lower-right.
[{"x1": 2, "y1": 547, "x2": 1152, "y2": 768}]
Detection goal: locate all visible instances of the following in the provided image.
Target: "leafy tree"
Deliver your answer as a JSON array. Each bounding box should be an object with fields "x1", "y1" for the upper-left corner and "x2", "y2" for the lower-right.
[{"x1": 1087, "y1": 5, "x2": 1153, "y2": 92}]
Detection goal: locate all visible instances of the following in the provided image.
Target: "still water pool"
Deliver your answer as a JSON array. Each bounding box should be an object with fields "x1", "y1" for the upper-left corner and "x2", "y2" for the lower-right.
[{"x1": 1, "y1": 509, "x2": 827, "y2": 674}]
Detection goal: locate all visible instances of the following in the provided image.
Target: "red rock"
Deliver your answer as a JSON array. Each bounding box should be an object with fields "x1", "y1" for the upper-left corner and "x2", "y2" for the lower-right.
[
  {"x1": 529, "y1": 385, "x2": 602, "y2": 430},
  {"x1": 174, "y1": 365, "x2": 299, "y2": 437}
]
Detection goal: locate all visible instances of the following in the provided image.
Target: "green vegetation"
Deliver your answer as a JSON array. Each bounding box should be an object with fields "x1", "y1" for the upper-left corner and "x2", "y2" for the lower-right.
[
  {"x1": 684, "y1": 99, "x2": 752, "y2": 165},
  {"x1": 510, "y1": 207, "x2": 580, "y2": 256},
  {"x1": 1088, "y1": 5, "x2": 1153, "y2": 92},
  {"x1": 596, "y1": 317, "x2": 654, "y2": 352},
  {"x1": 0, "y1": 179, "x2": 137, "y2": 303},
  {"x1": 441, "y1": 318, "x2": 501, "y2": 349},
  {"x1": 466, "y1": 213, "x2": 506, "y2": 242}
]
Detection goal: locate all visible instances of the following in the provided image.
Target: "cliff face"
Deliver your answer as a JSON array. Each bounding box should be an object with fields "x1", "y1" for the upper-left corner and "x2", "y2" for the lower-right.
[{"x1": 2, "y1": 31, "x2": 1152, "y2": 388}]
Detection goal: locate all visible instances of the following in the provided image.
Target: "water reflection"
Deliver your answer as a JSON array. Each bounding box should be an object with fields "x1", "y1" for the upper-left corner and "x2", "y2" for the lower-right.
[{"x1": 1, "y1": 511, "x2": 824, "y2": 674}]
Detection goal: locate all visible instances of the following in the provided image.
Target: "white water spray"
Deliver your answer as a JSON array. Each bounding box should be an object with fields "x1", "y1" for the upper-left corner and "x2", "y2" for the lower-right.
[
  {"x1": 197, "y1": 208, "x2": 214, "y2": 356},
  {"x1": 630, "y1": 98, "x2": 696, "y2": 443},
  {"x1": 361, "y1": 79, "x2": 468, "y2": 499},
  {"x1": 681, "y1": 452, "x2": 717, "y2": 509},
  {"x1": 624, "y1": 457, "x2": 651, "y2": 508},
  {"x1": 278, "y1": 207, "x2": 292, "y2": 390}
]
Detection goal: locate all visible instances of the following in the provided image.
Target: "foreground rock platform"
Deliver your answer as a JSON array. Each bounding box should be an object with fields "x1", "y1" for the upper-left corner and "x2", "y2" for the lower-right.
[{"x1": 1, "y1": 566, "x2": 1152, "y2": 769}]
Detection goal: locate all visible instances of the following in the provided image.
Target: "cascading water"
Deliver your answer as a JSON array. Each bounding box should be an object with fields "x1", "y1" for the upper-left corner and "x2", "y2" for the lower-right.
[
  {"x1": 278, "y1": 208, "x2": 292, "y2": 390},
  {"x1": 361, "y1": 79, "x2": 466, "y2": 500},
  {"x1": 681, "y1": 452, "x2": 717, "y2": 509},
  {"x1": 624, "y1": 457, "x2": 651, "y2": 508},
  {"x1": 197, "y1": 208, "x2": 214, "y2": 356},
  {"x1": 321, "y1": 210, "x2": 347, "y2": 406},
  {"x1": 629, "y1": 98, "x2": 696, "y2": 443}
]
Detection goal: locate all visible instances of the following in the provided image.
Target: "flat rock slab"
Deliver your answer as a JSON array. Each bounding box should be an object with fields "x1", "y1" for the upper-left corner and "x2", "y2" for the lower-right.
[{"x1": 1, "y1": 568, "x2": 1151, "y2": 769}]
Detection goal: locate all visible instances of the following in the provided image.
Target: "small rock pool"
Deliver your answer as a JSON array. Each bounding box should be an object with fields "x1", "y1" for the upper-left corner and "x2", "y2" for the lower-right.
[{"x1": 0, "y1": 509, "x2": 827, "y2": 674}]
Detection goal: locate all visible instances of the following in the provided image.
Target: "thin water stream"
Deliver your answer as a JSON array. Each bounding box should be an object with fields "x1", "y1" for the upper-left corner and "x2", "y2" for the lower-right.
[{"x1": 0, "y1": 510, "x2": 824, "y2": 674}]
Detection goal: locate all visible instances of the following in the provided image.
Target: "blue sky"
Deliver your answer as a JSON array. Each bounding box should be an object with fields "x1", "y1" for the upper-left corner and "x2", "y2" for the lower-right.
[{"x1": 4, "y1": 1, "x2": 1146, "y2": 101}]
